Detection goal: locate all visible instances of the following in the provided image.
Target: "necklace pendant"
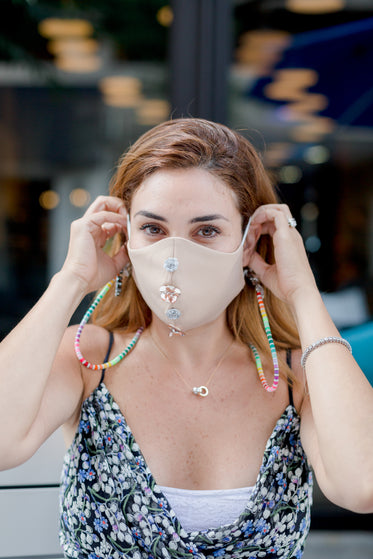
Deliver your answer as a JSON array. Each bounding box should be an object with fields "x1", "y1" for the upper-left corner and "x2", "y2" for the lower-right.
[
  {"x1": 192, "y1": 386, "x2": 209, "y2": 397},
  {"x1": 168, "y1": 324, "x2": 185, "y2": 337}
]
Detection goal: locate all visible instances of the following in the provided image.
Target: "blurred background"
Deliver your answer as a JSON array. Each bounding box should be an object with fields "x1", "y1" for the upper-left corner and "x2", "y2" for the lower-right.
[{"x1": 0, "y1": 0, "x2": 372, "y2": 557}]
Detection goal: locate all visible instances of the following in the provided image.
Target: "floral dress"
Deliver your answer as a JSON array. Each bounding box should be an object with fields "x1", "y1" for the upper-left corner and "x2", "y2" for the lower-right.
[{"x1": 59, "y1": 373, "x2": 313, "y2": 559}]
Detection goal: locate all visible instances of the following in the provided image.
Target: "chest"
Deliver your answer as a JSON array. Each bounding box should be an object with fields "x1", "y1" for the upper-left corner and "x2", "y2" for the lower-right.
[{"x1": 101, "y1": 361, "x2": 291, "y2": 489}]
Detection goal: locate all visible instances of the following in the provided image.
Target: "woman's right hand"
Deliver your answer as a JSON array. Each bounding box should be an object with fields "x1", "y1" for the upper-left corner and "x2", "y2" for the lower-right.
[
  {"x1": 0, "y1": 195, "x2": 129, "y2": 470},
  {"x1": 61, "y1": 195, "x2": 129, "y2": 294}
]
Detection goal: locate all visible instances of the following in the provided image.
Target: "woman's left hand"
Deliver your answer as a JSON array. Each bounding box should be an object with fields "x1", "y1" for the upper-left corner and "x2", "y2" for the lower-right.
[{"x1": 247, "y1": 204, "x2": 318, "y2": 305}]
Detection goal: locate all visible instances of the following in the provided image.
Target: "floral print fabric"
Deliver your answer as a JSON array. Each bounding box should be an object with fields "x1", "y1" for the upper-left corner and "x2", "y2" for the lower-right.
[{"x1": 59, "y1": 383, "x2": 313, "y2": 558}]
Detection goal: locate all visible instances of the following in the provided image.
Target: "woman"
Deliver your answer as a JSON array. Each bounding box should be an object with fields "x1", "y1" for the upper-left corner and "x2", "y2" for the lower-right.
[{"x1": 0, "y1": 118, "x2": 372, "y2": 559}]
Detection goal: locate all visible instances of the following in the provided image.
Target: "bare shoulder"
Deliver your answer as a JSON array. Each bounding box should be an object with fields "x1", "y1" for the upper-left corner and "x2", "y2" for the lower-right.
[
  {"x1": 61, "y1": 322, "x2": 112, "y2": 382},
  {"x1": 50, "y1": 324, "x2": 110, "y2": 402},
  {"x1": 52, "y1": 324, "x2": 112, "y2": 436},
  {"x1": 66, "y1": 323, "x2": 112, "y2": 361}
]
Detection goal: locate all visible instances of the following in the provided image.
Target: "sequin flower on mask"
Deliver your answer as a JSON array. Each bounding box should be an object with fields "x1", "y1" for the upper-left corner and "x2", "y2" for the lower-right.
[
  {"x1": 160, "y1": 285, "x2": 181, "y2": 304},
  {"x1": 166, "y1": 308, "x2": 181, "y2": 321},
  {"x1": 164, "y1": 257, "x2": 179, "y2": 272}
]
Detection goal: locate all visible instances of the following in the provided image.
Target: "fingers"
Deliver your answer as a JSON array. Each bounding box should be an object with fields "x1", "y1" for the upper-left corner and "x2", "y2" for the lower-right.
[
  {"x1": 251, "y1": 204, "x2": 292, "y2": 226},
  {"x1": 84, "y1": 195, "x2": 127, "y2": 218},
  {"x1": 78, "y1": 199, "x2": 128, "y2": 244},
  {"x1": 250, "y1": 204, "x2": 298, "y2": 238},
  {"x1": 88, "y1": 210, "x2": 127, "y2": 230}
]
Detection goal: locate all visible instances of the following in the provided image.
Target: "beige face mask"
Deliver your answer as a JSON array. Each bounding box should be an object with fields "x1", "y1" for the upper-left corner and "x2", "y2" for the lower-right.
[{"x1": 127, "y1": 220, "x2": 250, "y2": 335}]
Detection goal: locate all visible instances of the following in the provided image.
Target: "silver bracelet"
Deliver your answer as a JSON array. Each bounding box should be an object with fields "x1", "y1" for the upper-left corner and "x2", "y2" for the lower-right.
[{"x1": 301, "y1": 336, "x2": 352, "y2": 369}]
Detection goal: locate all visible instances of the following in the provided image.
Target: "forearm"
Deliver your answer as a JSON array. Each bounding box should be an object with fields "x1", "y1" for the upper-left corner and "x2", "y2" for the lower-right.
[
  {"x1": 0, "y1": 270, "x2": 86, "y2": 444},
  {"x1": 291, "y1": 287, "x2": 373, "y2": 508}
]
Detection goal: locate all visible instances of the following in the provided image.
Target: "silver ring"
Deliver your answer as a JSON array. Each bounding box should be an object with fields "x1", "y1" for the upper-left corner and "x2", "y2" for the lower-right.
[{"x1": 288, "y1": 217, "x2": 297, "y2": 228}]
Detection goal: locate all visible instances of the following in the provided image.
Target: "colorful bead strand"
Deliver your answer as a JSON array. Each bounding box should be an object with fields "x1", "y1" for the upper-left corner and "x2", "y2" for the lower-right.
[
  {"x1": 74, "y1": 279, "x2": 143, "y2": 370},
  {"x1": 250, "y1": 284, "x2": 279, "y2": 392}
]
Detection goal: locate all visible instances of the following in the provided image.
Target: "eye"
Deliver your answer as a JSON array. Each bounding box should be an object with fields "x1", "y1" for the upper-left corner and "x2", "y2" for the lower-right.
[
  {"x1": 196, "y1": 225, "x2": 220, "y2": 238},
  {"x1": 139, "y1": 223, "x2": 165, "y2": 236}
]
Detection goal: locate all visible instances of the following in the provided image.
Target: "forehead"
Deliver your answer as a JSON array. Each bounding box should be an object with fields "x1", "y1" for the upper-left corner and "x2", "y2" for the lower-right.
[{"x1": 131, "y1": 167, "x2": 240, "y2": 212}]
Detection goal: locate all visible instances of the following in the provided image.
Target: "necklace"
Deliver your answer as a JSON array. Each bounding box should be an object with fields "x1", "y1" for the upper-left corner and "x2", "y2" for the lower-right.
[
  {"x1": 74, "y1": 279, "x2": 143, "y2": 370},
  {"x1": 150, "y1": 332, "x2": 234, "y2": 397}
]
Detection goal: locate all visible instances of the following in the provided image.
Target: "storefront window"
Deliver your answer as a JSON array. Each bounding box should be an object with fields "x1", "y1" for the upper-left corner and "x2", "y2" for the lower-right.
[
  {"x1": 0, "y1": 0, "x2": 171, "y2": 338},
  {"x1": 229, "y1": 1, "x2": 373, "y2": 328}
]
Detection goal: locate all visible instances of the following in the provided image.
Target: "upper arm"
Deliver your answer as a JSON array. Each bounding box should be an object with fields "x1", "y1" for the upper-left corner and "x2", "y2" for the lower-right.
[
  {"x1": 289, "y1": 349, "x2": 334, "y2": 499},
  {"x1": 13, "y1": 326, "x2": 85, "y2": 466},
  {"x1": 299, "y1": 394, "x2": 347, "y2": 508},
  {"x1": 290, "y1": 351, "x2": 334, "y2": 502},
  {"x1": 15, "y1": 324, "x2": 110, "y2": 467}
]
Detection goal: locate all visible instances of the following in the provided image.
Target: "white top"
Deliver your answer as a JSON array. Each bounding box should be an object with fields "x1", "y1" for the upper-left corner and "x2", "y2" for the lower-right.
[{"x1": 158, "y1": 485, "x2": 255, "y2": 532}]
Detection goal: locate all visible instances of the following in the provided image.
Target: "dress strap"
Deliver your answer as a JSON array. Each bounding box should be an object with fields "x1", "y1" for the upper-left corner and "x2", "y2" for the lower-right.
[
  {"x1": 99, "y1": 331, "x2": 114, "y2": 385},
  {"x1": 286, "y1": 349, "x2": 294, "y2": 407}
]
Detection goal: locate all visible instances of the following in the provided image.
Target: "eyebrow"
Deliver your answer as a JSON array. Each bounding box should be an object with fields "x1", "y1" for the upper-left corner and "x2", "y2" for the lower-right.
[
  {"x1": 134, "y1": 210, "x2": 228, "y2": 223},
  {"x1": 134, "y1": 210, "x2": 167, "y2": 221},
  {"x1": 189, "y1": 214, "x2": 229, "y2": 223}
]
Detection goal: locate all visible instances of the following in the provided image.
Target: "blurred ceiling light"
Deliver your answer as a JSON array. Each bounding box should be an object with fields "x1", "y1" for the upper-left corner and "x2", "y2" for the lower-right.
[
  {"x1": 291, "y1": 117, "x2": 335, "y2": 142},
  {"x1": 263, "y1": 142, "x2": 293, "y2": 166},
  {"x1": 38, "y1": 18, "x2": 93, "y2": 39},
  {"x1": 39, "y1": 190, "x2": 60, "y2": 210},
  {"x1": 136, "y1": 100, "x2": 170, "y2": 126},
  {"x1": 56, "y1": 54, "x2": 101, "y2": 73},
  {"x1": 39, "y1": 18, "x2": 100, "y2": 73},
  {"x1": 99, "y1": 76, "x2": 143, "y2": 108},
  {"x1": 157, "y1": 5, "x2": 173, "y2": 27},
  {"x1": 69, "y1": 188, "x2": 91, "y2": 208},
  {"x1": 279, "y1": 165, "x2": 303, "y2": 184},
  {"x1": 48, "y1": 37, "x2": 101, "y2": 72},
  {"x1": 265, "y1": 68, "x2": 318, "y2": 101},
  {"x1": 305, "y1": 235, "x2": 321, "y2": 253},
  {"x1": 286, "y1": 0, "x2": 345, "y2": 14},
  {"x1": 284, "y1": 94, "x2": 329, "y2": 119},
  {"x1": 301, "y1": 202, "x2": 320, "y2": 221},
  {"x1": 304, "y1": 145, "x2": 331, "y2": 164},
  {"x1": 47, "y1": 38, "x2": 98, "y2": 56},
  {"x1": 236, "y1": 30, "x2": 291, "y2": 76}
]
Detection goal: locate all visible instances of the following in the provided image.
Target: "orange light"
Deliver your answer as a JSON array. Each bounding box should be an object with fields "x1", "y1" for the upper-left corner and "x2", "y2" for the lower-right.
[
  {"x1": 38, "y1": 18, "x2": 93, "y2": 39},
  {"x1": 39, "y1": 18, "x2": 100, "y2": 74},
  {"x1": 47, "y1": 38, "x2": 98, "y2": 56},
  {"x1": 291, "y1": 117, "x2": 335, "y2": 142},
  {"x1": 69, "y1": 189, "x2": 91, "y2": 208},
  {"x1": 39, "y1": 190, "x2": 60, "y2": 210},
  {"x1": 265, "y1": 69, "x2": 319, "y2": 101},
  {"x1": 99, "y1": 76, "x2": 143, "y2": 108},
  {"x1": 286, "y1": 0, "x2": 345, "y2": 14},
  {"x1": 263, "y1": 143, "x2": 293, "y2": 166},
  {"x1": 235, "y1": 30, "x2": 291, "y2": 76},
  {"x1": 136, "y1": 100, "x2": 171, "y2": 125},
  {"x1": 157, "y1": 6, "x2": 173, "y2": 27},
  {"x1": 55, "y1": 55, "x2": 101, "y2": 73},
  {"x1": 284, "y1": 94, "x2": 329, "y2": 119}
]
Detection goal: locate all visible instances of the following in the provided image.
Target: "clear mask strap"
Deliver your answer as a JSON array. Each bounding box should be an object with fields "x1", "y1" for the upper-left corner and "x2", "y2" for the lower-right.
[
  {"x1": 240, "y1": 216, "x2": 252, "y2": 247},
  {"x1": 127, "y1": 215, "x2": 131, "y2": 240}
]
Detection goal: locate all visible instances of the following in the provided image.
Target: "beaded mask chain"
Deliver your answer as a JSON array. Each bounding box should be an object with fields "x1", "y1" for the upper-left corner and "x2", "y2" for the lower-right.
[
  {"x1": 246, "y1": 274, "x2": 280, "y2": 393},
  {"x1": 74, "y1": 279, "x2": 143, "y2": 370}
]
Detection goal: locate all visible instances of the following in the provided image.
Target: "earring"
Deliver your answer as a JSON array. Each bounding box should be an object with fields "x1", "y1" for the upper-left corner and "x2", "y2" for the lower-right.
[
  {"x1": 115, "y1": 269, "x2": 124, "y2": 297},
  {"x1": 123, "y1": 262, "x2": 132, "y2": 277},
  {"x1": 115, "y1": 263, "x2": 132, "y2": 296},
  {"x1": 244, "y1": 270, "x2": 279, "y2": 393}
]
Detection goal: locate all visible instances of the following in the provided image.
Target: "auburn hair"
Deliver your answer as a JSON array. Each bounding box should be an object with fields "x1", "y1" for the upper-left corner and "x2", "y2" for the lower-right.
[{"x1": 92, "y1": 118, "x2": 300, "y2": 381}]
